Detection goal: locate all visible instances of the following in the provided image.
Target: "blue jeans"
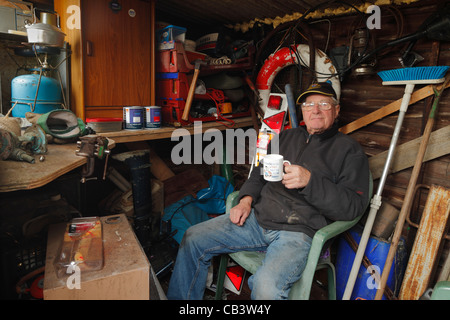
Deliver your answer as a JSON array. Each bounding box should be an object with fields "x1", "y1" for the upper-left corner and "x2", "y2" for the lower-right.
[{"x1": 166, "y1": 210, "x2": 312, "y2": 300}]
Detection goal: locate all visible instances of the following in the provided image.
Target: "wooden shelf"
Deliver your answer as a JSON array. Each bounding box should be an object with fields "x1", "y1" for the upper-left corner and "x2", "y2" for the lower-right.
[
  {"x1": 97, "y1": 116, "x2": 255, "y2": 143},
  {"x1": 0, "y1": 32, "x2": 27, "y2": 43}
]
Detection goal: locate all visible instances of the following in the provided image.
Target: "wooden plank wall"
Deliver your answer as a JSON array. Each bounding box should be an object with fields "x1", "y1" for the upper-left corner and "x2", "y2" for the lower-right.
[
  {"x1": 153, "y1": 0, "x2": 450, "y2": 289},
  {"x1": 307, "y1": 0, "x2": 449, "y2": 285}
]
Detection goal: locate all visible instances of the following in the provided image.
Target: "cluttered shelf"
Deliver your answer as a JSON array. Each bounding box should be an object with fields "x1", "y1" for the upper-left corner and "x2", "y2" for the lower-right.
[{"x1": 96, "y1": 116, "x2": 256, "y2": 143}]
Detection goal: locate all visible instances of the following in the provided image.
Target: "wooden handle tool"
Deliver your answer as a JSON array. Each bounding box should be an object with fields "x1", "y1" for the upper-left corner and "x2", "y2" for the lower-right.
[{"x1": 182, "y1": 60, "x2": 206, "y2": 121}]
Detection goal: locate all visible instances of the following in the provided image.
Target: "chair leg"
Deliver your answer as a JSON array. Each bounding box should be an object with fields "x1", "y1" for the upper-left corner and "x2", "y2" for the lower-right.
[
  {"x1": 327, "y1": 264, "x2": 337, "y2": 300},
  {"x1": 215, "y1": 255, "x2": 228, "y2": 300}
]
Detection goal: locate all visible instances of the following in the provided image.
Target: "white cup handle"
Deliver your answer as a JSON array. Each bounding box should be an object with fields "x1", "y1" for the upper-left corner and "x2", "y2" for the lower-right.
[{"x1": 282, "y1": 160, "x2": 291, "y2": 174}]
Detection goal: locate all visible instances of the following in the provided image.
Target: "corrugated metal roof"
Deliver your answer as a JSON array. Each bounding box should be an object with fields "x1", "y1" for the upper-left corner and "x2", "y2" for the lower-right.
[{"x1": 155, "y1": 0, "x2": 372, "y2": 29}]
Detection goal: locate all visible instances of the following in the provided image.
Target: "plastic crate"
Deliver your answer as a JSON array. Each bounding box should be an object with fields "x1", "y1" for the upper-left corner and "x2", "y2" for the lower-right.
[
  {"x1": 157, "y1": 98, "x2": 189, "y2": 126},
  {"x1": 157, "y1": 25, "x2": 186, "y2": 50},
  {"x1": 156, "y1": 41, "x2": 194, "y2": 73},
  {"x1": 156, "y1": 72, "x2": 189, "y2": 101}
]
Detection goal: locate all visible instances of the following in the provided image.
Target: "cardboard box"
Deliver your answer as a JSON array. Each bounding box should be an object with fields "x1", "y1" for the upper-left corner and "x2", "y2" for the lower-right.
[{"x1": 44, "y1": 214, "x2": 150, "y2": 300}]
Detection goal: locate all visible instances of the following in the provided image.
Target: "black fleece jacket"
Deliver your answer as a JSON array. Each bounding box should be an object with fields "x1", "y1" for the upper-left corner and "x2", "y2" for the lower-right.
[{"x1": 238, "y1": 123, "x2": 370, "y2": 238}]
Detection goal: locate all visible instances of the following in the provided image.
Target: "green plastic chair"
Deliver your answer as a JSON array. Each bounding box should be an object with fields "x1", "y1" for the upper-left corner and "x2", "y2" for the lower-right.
[
  {"x1": 431, "y1": 281, "x2": 450, "y2": 300},
  {"x1": 214, "y1": 172, "x2": 373, "y2": 300}
]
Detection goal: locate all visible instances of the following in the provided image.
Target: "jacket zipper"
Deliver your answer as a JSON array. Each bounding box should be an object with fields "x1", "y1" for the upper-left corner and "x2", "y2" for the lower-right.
[{"x1": 306, "y1": 133, "x2": 312, "y2": 144}]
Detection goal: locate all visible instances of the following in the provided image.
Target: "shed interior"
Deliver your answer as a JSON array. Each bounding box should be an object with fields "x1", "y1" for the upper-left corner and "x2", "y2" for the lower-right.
[{"x1": 0, "y1": 0, "x2": 449, "y2": 302}]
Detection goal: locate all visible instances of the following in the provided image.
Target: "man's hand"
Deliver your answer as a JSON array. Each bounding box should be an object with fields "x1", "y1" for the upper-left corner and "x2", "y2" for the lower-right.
[
  {"x1": 282, "y1": 163, "x2": 311, "y2": 189},
  {"x1": 230, "y1": 196, "x2": 253, "y2": 226}
]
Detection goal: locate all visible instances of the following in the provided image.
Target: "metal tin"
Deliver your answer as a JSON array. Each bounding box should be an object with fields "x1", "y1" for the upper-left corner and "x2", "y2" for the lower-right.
[
  {"x1": 144, "y1": 106, "x2": 161, "y2": 129},
  {"x1": 123, "y1": 106, "x2": 143, "y2": 130}
]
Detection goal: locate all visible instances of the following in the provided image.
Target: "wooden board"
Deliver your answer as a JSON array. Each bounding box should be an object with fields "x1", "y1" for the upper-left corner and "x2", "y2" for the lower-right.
[
  {"x1": 398, "y1": 185, "x2": 450, "y2": 300},
  {"x1": 368, "y1": 125, "x2": 450, "y2": 180},
  {"x1": 44, "y1": 214, "x2": 150, "y2": 300},
  {"x1": 0, "y1": 143, "x2": 87, "y2": 192},
  {"x1": 339, "y1": 82, "x2": 450, "y2": 135}
]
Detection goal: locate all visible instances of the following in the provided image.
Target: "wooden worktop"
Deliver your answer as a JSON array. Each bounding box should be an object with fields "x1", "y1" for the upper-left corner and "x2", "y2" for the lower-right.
[
  {"x1": 0, "y1": 117, "x2": 255, "y2": 192},
  {"x1": 0, "y1": 143, "x2": 86, "y2": 193}
]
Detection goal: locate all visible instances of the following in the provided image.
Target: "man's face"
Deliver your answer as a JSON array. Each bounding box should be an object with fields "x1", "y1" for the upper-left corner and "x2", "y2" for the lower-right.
[{"x1": 301, "y1": 94, "x2": 340, "y2": 135}]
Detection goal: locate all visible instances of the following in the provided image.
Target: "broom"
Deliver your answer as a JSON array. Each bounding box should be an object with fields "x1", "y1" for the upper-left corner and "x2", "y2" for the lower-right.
[
  {"x1": 342, "y1": 65, "x2": 449, "y2": 300},
  {"x1": 375, "y1": 71, "x2": 450, "y2": 300}
]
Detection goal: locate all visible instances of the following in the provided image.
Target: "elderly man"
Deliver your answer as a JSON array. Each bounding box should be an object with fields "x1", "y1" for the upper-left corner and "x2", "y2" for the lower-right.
[{"x1": 167, "y1": 81, "x2": 370, "y2": 300}]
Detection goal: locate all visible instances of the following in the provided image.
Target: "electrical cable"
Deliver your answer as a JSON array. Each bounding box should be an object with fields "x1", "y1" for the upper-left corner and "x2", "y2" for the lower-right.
[
  {"x1": 289, "y1": 1, "x2": 369, "y2": 79},
  {"x1": 205, "y1": 88, "x2": 236, "y2": 128}
]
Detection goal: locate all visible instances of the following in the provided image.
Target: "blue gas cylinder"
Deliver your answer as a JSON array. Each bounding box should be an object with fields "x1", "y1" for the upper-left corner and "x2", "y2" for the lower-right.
[{"x1": 11, "y1": 73, "x2": 62, "y2": 117}]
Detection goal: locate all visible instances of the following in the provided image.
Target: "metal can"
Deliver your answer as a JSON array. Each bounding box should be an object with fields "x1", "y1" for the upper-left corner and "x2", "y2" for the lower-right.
[
  {"x1": 123, "y1": 106, "x2": 143, "y2": 130},
  {"x1": 144, "y1": 106, "x2": 161, "y2": 129}
]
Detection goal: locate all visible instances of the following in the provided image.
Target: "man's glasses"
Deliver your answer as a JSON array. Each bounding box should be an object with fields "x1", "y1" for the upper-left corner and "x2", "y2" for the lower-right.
[{"x1": 301, "y1": 101, "x2": 334, "y2": 111}]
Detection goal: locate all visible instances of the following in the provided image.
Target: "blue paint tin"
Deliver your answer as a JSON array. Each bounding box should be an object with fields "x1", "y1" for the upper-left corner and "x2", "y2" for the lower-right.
[
  {"x1": 123, "y1": 106, "x2": 143, "y2": 130},
  {"x1": 144, "y1": 106, "x2": 161, "y2": 129}
]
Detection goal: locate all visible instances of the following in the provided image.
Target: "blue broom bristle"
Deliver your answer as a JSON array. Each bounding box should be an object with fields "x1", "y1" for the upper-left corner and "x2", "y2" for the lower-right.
[{"x1": 377, "y1": 66, "x2": 449, "y2": 82}]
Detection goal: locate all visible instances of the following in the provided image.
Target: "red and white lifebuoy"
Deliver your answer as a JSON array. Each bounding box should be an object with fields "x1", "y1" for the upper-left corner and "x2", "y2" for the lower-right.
[{"x1": 256, "y1": 44, "x2": 341, "y2": 114}]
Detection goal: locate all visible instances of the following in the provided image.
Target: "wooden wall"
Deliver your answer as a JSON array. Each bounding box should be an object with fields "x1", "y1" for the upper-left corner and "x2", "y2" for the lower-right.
[
  {"x1": 234, "y1": 0, "x2": 450, "y2": 288},
  {"x1": 337, "y1": 2, "x2": 449, "y2": 206},
  {"x1": 307, "y1": 0, "x2": 449, "y2": 284},
  {"x1": 254, "y1": 0, "x2": 449, "y2": 216}
]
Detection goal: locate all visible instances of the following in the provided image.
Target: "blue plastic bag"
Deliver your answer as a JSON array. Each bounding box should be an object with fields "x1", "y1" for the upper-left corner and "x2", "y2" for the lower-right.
[
  {"x1": 192, "y1": 175, "x2": 234, "y2": 214},
  {"x1": 162, "y1": 175, "x2": 234, "y2": 244}
]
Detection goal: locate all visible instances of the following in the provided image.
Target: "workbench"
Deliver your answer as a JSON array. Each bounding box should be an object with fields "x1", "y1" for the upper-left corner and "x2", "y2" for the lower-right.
[
  {"x1": 0, "y1": 117, "x2": 255, "y2": 192},
  {"x1": 0, "y1": 143, "x2": 87, "y2": 193}
]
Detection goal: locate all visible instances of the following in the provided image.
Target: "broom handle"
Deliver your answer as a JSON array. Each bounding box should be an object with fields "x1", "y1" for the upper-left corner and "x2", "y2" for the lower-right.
[
  {"x1": 342, "y1": 84, "x2": 414, "y2": 300},
  {"x1": 375, "y1": 79, "x2": 449, "y2": 300}
]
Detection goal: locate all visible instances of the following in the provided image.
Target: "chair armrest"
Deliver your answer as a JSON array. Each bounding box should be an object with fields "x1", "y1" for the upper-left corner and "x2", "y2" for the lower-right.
[
  {"x1": 226, "y1": 191, "x2": 240, "y2": 213},
  {"x1": 313, "y1": 215, "x2": 363, "y2": 246}
]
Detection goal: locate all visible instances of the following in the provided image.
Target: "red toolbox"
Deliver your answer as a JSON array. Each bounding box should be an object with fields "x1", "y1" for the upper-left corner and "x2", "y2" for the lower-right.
[
  {"x1": 157, "y1": 98, "x2": 189, "y2": 126},
  {"x1": 156, "y1": 41, "x2": 194, "y2": 73},
  {"x1": 156, "y1": 72, "x2": 189, "y2": 101}
]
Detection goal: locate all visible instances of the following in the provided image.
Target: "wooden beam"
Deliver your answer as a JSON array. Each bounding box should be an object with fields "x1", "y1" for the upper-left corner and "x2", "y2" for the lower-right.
[
  {"x1": 339, "y1": 82, "x2": 450, "y2": 135},
  {"x1": 368, "y1": 126, "x2": 450, "y2": 180}
]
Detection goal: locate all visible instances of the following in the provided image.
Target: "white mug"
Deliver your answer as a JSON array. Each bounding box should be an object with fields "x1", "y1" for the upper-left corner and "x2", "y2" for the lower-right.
[{"x1": 262, "y1": 154, "x2": 291, "y2": 182}]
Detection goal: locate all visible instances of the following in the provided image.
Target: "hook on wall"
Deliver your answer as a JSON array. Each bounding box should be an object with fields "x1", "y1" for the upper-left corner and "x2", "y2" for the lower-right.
[{"x1": 109, "y1": 1, "x2": 122, "y2": 13}]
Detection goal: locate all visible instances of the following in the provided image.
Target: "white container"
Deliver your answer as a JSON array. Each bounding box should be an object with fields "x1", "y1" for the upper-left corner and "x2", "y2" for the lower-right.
[{"x1": 26, "y1": 23, "x2": 66, "y2": 47}]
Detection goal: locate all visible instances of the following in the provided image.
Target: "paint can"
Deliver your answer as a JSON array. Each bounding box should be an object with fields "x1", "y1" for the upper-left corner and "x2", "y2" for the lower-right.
[
  {"x1": 123, "y1": 106, "x2": 143, "y2": 130},
  {"x1": 144, "y1": 106, "x2": 161, "y2": 129}
]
